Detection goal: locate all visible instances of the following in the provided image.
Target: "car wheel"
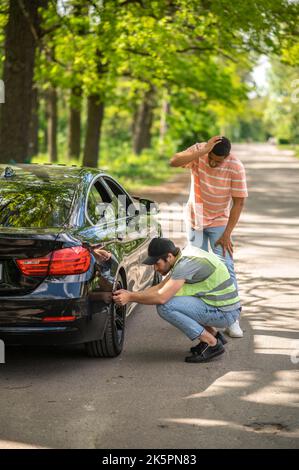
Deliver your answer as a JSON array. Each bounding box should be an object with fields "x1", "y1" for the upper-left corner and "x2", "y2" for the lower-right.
[{"x1": 85, "y1": 275, "x2": 126, "y2": 358}]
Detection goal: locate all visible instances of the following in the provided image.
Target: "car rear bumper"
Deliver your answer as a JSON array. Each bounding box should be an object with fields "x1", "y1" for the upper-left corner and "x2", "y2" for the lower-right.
[
  {"x1": 0, "y1": 313, "x2": 109, "y2": 345},
  {"x1": 0, "y1": 298, "x2": 110, "y2": 345}
]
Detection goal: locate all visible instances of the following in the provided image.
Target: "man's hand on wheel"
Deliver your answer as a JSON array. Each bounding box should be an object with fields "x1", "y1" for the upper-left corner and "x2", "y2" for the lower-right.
[
  {"x1": 113, "y1": 289, "x2": 132, "y2": 306},
  {"x1": 93, "y1": 248, "x2": 111, "y2": 263}
]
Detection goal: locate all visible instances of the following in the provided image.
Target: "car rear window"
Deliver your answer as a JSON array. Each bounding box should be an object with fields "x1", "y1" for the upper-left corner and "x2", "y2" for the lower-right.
[{"x1": 0, "y1": 183, "x2": 75, "y2": 228}]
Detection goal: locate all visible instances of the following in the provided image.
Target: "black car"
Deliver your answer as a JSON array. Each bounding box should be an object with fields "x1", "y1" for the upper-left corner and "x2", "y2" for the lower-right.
[{"x1": 0, "y1": 164, "x2": 161, "y2": 357}]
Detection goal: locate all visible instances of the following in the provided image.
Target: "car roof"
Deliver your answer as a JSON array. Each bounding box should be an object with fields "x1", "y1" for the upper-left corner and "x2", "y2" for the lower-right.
[{"x1": 0, "y1": 163, "x2": 108, "y2": 186}]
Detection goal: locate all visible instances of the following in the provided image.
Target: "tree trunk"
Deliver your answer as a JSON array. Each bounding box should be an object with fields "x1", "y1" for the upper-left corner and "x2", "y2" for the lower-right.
[
  {"x1": 0, "y1": 0, "x2": 47, "y2": 163},
  {"x1": 67, "y1": 0, "x2": 88, "y2": 161},
  {"x1": 43, "y1": 107, "x2": 48, "y2": 154},
  {"x1": 47, "y1": 87, "x2": 58, "y2": 163},
  {"x1": 131, "y1": 106, "x2": 138, "y2": 137},
  {"x1": 68, "y1": 86, "x2": 82, "y2": 160},
  {"x1": 158, "y1": 96, "x2": 170, "y2": 152},
  {"x1": 28, "y1": 85, "x2": 39, "y2": 159},
  {"x1": 83, "y1": 94, "x2": 104, "y2": 168},
  {"x1": 133, "y1": 87, "x2": 156, "y2": 155}
]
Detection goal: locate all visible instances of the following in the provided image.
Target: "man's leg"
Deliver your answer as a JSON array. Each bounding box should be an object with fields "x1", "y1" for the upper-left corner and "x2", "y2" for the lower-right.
[
  {"x1": 188, "y1": 225, "x2": 237, "y2": 287},
  {"x1": 206, "y1": 225, "x2": 238, "y2": 290},
  {"x1": 206, "y1": 225, "x2": 243, "y2": 338},
  {"x1": 187, "y1": 225, "x2": 242, "y2": 338},
  {"x1": 156, "y1": 296, "x2": 239, "y2": 362},
  {"x1": 187, "y1": 227, "x2": 208, "y2": 251},
  {"x1": 156, "y1": 295, "x2": 212, "y2": 342}
]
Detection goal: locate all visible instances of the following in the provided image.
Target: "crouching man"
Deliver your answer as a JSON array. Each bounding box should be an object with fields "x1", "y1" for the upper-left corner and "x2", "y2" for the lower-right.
[{"x1": 113, "y1": 238, "x2": 241, "y2": 363}]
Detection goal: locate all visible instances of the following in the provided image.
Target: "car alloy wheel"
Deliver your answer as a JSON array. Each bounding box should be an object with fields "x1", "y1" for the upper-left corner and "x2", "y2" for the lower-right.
[{"x1": 85, "y1": 274, "x2": 126, "y2": 358}]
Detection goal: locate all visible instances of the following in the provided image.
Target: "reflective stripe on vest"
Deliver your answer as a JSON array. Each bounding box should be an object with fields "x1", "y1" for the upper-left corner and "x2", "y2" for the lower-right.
[{"x1": 173, "y1": 251, "x2": 240, "y2": 308}]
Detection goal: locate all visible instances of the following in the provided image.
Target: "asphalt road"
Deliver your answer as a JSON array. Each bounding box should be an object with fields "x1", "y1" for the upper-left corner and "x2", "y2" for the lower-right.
[{"x1": 0, "y1": 143, "x2": 299, "y2": 449}]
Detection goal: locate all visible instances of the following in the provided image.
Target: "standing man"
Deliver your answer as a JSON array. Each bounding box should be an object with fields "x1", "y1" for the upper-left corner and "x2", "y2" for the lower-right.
[
  {"x1": 169, "y1": 136, "x2": 248, "y2": 337},
  {"x1": 113, "y1": 238, "x2": 241, "y2": 363}
]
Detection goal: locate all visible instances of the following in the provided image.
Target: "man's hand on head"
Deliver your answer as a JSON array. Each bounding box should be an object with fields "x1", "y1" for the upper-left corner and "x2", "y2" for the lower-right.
[{"x1": 203, "y1": 135, "x2": 223, "y2": 154}]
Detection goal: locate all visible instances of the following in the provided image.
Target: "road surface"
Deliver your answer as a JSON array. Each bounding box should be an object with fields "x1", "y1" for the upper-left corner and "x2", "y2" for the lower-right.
[{"x1": 0, "y1": 143, "x2": 298, "y2": 449}]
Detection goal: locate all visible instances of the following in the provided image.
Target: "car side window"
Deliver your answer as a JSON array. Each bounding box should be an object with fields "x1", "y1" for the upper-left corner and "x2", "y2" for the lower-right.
[
  {"x1": 102, "y1": 177, "x2": 135, "y2": 219},
  {"x1": 87, "y1": 180, "x2": 116, "y2": 226}
]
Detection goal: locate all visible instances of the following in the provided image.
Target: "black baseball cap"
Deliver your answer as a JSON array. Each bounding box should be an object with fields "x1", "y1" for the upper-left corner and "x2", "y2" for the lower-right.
[{"x1": 142, "y1": 238, "x2": 178, "y2": 265}]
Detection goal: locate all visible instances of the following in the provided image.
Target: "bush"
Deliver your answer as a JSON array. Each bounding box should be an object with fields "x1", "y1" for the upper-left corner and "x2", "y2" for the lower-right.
[{"x1": 278, "y1": 138, "x2": 290, "y2": 145}]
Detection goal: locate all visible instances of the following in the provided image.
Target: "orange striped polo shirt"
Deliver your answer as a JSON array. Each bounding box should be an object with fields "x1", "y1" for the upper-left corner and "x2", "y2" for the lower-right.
[{"x1": 185, "y1": 142, "x2": 248, "y2": 229}]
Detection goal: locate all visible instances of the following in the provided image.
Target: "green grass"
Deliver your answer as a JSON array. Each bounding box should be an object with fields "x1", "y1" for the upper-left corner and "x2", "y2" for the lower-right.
[
  {"x1": 31, "y1": 145, "x2": 183, "y2": 193},
  {"x1": 278, "y1": 144, "x2": 299, "y2": 158}
]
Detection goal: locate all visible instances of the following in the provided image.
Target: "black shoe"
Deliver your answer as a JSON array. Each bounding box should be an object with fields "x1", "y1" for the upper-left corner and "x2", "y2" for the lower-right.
[
  {"x1": 217, "y1": 331, "x2": 228, "y2": 345},
  {"x1": 185, "y1": 339, "x2": 225, "y2": 363},
  {"x1": 190, "y1": 331, "x2": 227, "y2": 355}
]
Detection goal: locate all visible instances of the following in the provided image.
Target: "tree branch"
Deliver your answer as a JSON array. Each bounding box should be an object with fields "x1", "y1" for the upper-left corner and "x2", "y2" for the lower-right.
[
  {"x1": 119, "y1": 0, "x2": 145, "y2": 7},
  {"x1": 124, "y1": 47, "x2": 151, "y2": 56},
  {"x1": 176, "y1": 46, "x2": 214, "y2": 53}
]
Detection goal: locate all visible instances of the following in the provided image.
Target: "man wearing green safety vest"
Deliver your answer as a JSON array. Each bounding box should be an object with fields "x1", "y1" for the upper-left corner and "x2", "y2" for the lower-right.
[{"x1": 113, "y1": 237, "x2": 241, "y2": 363}]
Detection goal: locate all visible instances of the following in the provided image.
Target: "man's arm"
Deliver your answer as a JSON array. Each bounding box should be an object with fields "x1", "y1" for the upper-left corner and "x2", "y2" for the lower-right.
[
  {"x1": 169, "y1": 135, "x2": 222, "y2": 168},
  {"x1": 112, "y1": 277, "x2": 185, "y2": 306},
  {"x1": 112, "y1": 273, "x2": 172, "y2": 306},
  {"x1": 124, "y1": 273, "x2": 170, "y2": 298},
  {"x1": 215, "y1": 197, "x2": 245, "y2": 257}
]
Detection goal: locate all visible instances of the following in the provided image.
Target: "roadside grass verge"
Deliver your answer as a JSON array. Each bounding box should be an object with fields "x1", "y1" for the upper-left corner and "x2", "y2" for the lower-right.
[
  {"x1": 31, "y1": 146, "x2": 183, "y2": 193},
  {"x1": 278, "y1": 144, "x2": 299, "y2": 158}
]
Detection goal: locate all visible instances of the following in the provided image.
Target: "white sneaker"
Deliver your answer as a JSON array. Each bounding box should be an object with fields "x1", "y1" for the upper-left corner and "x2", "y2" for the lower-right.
[{"x1": 225, "y1": 320, "x2": 243, "y2": 338}]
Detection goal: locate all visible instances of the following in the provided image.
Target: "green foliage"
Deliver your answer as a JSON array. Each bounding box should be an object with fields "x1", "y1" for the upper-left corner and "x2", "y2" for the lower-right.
[
  {"x1": 0, "y1": 0, "x2": 8, "y2": 75},
  {"x1": 31, "y1": 145, "x2": 178, "y2": 192},
  {"x1": 2, "y1": 0, "x2": 299, "y2": 183},
  {"x1": 264, "y1": 59, "x2": 299, "y2": 144}
]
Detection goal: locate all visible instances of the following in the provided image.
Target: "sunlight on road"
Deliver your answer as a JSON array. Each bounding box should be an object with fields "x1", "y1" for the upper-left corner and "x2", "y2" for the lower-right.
[
  {"x1": 254, "y1": 335, "x2": 299, "y2": 356},
  {"x1": 243, "y1": 370, "x2": 299, "y2": 407},
  {"x1": 161, "y1": 417, "x2": 299, "y2": 438},
  {"x1": 0, "y1": 439, "x2": 47, "y2": 449},
  {"x1": 182, "y1": 371, "x2": 256, "y2": 399}
]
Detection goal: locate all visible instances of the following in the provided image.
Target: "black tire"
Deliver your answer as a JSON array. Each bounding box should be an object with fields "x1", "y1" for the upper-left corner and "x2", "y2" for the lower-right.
[{"x1": 85, "y1": 275, "x2": 126, "y2": 358}]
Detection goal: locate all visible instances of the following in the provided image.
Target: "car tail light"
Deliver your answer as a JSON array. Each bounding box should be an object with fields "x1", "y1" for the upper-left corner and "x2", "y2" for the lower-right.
[
  {"x1": 48, "y1": 246, "x2": 91, "y2": 275},
  {"x1": 16, "y1": 246, "x2": 91, "y2": 276},
  {"x1": 42, "y1": 316, "x2": 76, "y2": 322},
  {"x1": 16, "y1": 256, "x2": 50, "y2": 276}
]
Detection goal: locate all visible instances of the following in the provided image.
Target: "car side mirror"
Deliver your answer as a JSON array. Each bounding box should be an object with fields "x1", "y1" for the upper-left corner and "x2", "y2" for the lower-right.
[{"x1": 132, "y1": 196, "x2": 159, "y2": 215}]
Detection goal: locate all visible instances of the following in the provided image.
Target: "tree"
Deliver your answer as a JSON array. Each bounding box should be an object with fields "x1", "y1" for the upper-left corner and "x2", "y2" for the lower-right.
[
  {"x1": 68, "y1": 85, "x2": 82, "y2": 160},
  {"x1": 133, "y1": 85, "x2": 156, "y2": 154},
  {"x1": 264, "y1": 59, "x2": 299, "y2": 143},
  {"x1": 28, "y1": 84, "x2": 39, "y2": 158},
  {"x1": 67, "y1": 0, "x2": 89, "y2": 160},
  {"x1": 0, "y1": 0, "x2": 48, "y2": 163},
  {"x1": 47, "y1": 85, "x2": 58, "y2": 162},
  {"x1": 83, "y1": 93, "x2": 105, "y2": 167},
  {"x1": 1, "y1": 0, "x2": 299, "y2": 166}
]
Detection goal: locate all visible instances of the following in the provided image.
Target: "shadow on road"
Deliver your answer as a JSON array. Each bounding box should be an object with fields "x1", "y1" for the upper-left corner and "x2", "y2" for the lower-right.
[{"x1": 0, "y1": 144, "x2": 298, "y2": 448}]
